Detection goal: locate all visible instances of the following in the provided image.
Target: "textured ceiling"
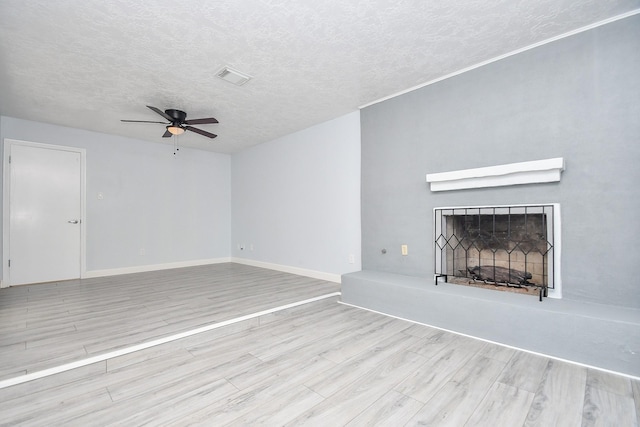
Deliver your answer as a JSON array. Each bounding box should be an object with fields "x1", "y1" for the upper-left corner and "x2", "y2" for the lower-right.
[{"x1": 1, "y1": 1, "x2": 638, "y2": 153}]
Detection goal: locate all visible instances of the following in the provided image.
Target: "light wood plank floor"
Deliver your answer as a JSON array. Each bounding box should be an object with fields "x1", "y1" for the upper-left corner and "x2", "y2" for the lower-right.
[
  {"x1": 0, "y1": 263, "x2": 638, "y2": 426},
  {"x1": 0, "y1": 263, "x2": 339, "y2": 380}
]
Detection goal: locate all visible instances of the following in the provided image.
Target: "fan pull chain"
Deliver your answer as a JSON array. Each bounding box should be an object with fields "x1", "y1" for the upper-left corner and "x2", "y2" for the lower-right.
[{"x1": 173, "y1": 133, "x2": 180, "y2": 155}]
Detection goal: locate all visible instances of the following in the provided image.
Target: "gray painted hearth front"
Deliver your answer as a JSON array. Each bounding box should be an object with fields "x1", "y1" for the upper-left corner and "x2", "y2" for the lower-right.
[{"x1": 344, "y1": 14, "x2": 640, "y2": 376}]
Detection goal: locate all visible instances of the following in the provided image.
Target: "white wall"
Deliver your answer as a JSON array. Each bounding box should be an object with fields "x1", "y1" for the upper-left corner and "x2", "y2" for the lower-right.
[
  {"x1": 1, "y1": 112, "x2": 361, "y2": 282},
  {"x1": 1, "y1": 116, "x2": 231, "y2": 277},
  {"x1": 231, "y1": 111, "x2": 361, "y2": 281}
]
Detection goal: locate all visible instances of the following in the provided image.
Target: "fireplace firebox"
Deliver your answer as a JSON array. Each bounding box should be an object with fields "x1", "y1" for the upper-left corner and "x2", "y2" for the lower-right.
[{"x1": 434, "y1": 205, "x2": 559, "y2": 301}]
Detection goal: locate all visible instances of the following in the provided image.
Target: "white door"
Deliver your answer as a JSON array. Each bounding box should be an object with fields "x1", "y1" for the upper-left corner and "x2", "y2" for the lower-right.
[{"x1": 8, "y1": 143, "x2": 82, "y2": 285}]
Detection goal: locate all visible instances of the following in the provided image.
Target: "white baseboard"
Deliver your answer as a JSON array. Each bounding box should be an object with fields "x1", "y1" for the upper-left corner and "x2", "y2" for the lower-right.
[
  {"x1": 231, "y1": 257, "x2": 341, "y2": 283},
  {"x1": 84, "y1": 257, "x2": 231, "y2": 279},
  {"x1": 80, "y1": 257, "x2": 341, "y2": 283}
]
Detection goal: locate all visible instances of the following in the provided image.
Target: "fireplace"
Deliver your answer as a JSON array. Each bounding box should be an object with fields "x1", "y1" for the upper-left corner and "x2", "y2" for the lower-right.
[{"x1": 434, "y1": 204, "x2": 561, "y2": 300}]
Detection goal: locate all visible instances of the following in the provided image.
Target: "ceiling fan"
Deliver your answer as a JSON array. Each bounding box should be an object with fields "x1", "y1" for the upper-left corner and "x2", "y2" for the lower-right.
[{"x1": 121, "y1": 106, "x2": 218, "y2": 139}]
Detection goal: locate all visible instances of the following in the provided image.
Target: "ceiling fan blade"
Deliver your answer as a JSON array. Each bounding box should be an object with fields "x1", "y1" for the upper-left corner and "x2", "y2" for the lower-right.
[
  {"x1": 162, "y1": 130, "x2": 172, "y2": 138},
  {"x1": 121, "y1": 120, "x2": 167, "y2": 124},
  {"x1": 147, "y1": 105, "x2": 173, "y2": 122},
  {"x1": 184, "y1": 117, "x2": 218, "y2": 125},
  {"x1": 185, "y1": 126, "x2": 217, "y2": 139}
]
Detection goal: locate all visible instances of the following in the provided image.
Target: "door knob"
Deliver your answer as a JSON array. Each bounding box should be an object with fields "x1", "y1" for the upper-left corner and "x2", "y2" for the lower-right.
[{"x1": 68, "y1": 220, "x2": 79, "y2": 224}]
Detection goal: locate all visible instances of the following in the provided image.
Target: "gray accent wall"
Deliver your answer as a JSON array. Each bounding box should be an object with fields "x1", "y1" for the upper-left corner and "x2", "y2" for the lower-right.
[
  {"x1": 345, "y1": 14, "x2": 640, "y2": 376},
  {"x1": 359, "y1": 14, "x2": 640, "y2": 308},
  {"x1": 0, "y1": 116, "x2": 231, "y2": 275}
]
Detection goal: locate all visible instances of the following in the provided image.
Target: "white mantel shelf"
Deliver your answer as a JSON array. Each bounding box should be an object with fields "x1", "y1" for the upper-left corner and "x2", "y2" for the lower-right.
[{"x1": 426, "y1": 157, "x2": 565, "y2": 192}]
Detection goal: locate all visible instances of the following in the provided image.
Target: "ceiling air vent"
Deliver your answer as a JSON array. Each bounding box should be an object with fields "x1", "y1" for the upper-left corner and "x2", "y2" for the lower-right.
[{"x1": 216, "y1": 66, "x2": 252, "y2": 86}]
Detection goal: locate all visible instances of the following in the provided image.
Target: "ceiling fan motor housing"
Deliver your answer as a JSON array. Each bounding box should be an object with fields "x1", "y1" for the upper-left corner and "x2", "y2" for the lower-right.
[{"x1": 165, "y1": 109, "x2": 187, "y2": 124}]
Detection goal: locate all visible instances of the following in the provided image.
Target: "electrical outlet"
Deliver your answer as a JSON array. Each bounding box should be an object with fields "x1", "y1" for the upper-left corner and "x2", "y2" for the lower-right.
[
  {"x1": 348, "y1": 254, "x2": 355, "y2": 264},
  {"x1": 139, "y1": 248, "x2": 145, "y2": 256},
  {"x1": 401, "y1": 245, "x2": 408, "y2": 256},
  {"x1": 250, "y1": 244, "x2": 254, "y2": 251}
]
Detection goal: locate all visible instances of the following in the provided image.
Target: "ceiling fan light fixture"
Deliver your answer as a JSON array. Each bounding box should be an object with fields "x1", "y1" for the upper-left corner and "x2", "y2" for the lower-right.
[{"x1": 167, "y1": 125, "x2": 185, "y2": 135}]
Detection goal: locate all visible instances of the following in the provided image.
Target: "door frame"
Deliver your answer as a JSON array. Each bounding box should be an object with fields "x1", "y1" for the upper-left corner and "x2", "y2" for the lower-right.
[{"x1": 2, "y1": 138, "x2": 87, "y2": 287}]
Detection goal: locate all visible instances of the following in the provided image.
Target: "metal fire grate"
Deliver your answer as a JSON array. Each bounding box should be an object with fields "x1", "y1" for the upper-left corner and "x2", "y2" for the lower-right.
[{"x1": 434, "y1": 205, "x2": 555, "y2": 301}]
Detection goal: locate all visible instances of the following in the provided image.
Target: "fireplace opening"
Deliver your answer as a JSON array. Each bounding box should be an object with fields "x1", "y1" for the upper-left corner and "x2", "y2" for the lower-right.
[{"x1": 434, "y1": 205, "x2": 557, "y2": 301}]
